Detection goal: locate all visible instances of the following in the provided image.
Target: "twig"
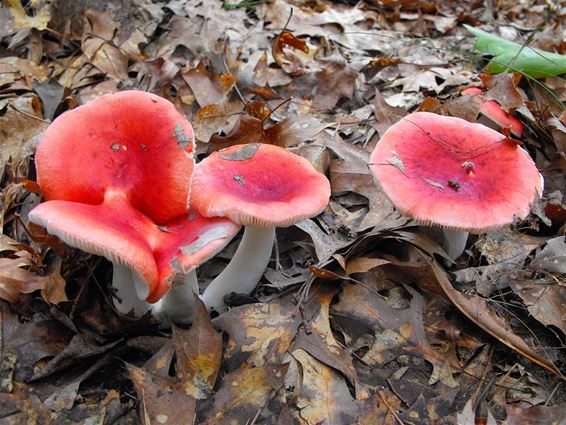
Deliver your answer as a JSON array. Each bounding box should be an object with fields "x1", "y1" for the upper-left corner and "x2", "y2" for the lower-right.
[{"x1": 377, "y1": 390, "x2": 404, "y2": 425}]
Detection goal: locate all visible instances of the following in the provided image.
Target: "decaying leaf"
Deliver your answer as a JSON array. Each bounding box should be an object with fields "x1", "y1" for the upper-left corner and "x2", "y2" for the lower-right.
[
  {"x1": 200, "y1": 363, "x2": 288, "y2": 425},
  {"x1": 173, "y1": 295, "x2": 222, "y2": 399},
  {"x1": 127, "y1": 363, "x2": 198, "y2": 425},
  {"x1": 294, "y1": 285, "x2": 358, "y2": 390},
  {"x1": 0, "y1": 97, "x2": 49, "y2": 176},
  {"x1": 292, "y1": 349, "x2": 361, "y2": 424},
  {"x1": 214, "y1": 297, "x2": 301, "y2": 369}
]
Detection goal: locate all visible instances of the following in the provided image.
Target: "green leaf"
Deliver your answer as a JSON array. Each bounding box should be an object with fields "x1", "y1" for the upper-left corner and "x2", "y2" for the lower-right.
[{"x1": 465, "y1": 25, "x2": 566, "y2": 79}]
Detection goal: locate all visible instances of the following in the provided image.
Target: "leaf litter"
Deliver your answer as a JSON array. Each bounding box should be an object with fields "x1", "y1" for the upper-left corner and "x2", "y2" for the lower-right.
[{"x1": 0, "y1": 0, "x2": 565, "y2": 423}]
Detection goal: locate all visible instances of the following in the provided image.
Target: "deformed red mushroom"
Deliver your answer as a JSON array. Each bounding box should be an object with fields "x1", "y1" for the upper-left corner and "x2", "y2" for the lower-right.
[
  {"x1": 190, "y1": 143, "x2": 331, "y2": 312},
  {"x1": 28, "y1": 91, "x2": 240, "y2": 320},
  {"x1": 369, "y1": 112, "x2": 542, "y2": 260},
  {"x1": 461, "y1": 87, "x2": 524, "y2": 137}
]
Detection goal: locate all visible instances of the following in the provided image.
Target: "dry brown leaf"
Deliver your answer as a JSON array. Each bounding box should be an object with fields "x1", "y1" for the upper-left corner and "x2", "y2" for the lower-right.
[
  {"x1": 127, "y1": 363, "x2": 198, "y2": 425},
  {"x1": 0, "y1": 253, "x2": 46, "y2": 304},
  {"x1": 182, "y1": 61, "x2": 234, "y2": 107},
  {"x1": 81, "y1": 10, "x2": 129, "y2": 81},
  {"x1": 172, "y1": 294, "x2": 222, "y2": 399},
  {"x1": 41, "y1": 262, "x2": 68, "y2": 305},
  {"x1": 294, "y1": 285, "x2": 358, "y2": 390},
  {"x1": 200, "y1": 363, "x2": 288, "y2": 425},
  {"x1": 0, "y1": 0, "x2": 50, "y2": 37},
  {"x1": 214, "y1": 298, "x2": 301, "y2": 369},
  {"x1": 429, "y1": 260, "x2": 564, "y2": 378},
  {"x1": 505, "y1": 404, "x2": 566, "y2": 425},
  {"x1": 0, "y1": 97, "x2": 49, "y2": 176},
  {"x1": 332, "y1": 280, "x2": 458, "y2": 387},
  {"x1": 193, "y1": 102, "x2": 242, "y2": 143},
  {"x1": 273, "y1": 30, "x2": 313, "y2": 77},
  {"x1": 509, "y1": 278, "x2": 566, "y2": 332},
  {"x1": 314, "y1": 63, "x2": 357, "y2": 110},
  {"x1": 209, "y1": 115, "x2": 291, "y2": 149},
  {"x1": 480, "y1": 73, "x2": 524, "y2": 112},
  {"x1": 292, "y1": 348, "x2": 360, "y2": 424}
]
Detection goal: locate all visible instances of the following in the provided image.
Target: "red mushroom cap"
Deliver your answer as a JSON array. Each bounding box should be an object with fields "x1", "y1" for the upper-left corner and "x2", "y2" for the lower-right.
[
  {"x1": 461, "y1": 87, "x2": 524, "y2": 138},
  {"x1": 190, "y1": 143, "x2": 331, "y2": 227},
  {"x1": 29, "y1": 197, "x2": 240, "y2": 302},
  {"x1": 369, "y1": 112, "x2": 542, "y2": 232},
  {"x1": 35, "y1": 90, "x2": 195, "y2": 224}
]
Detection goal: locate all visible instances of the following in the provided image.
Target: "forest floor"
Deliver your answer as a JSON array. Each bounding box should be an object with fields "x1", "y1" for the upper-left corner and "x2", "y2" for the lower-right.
[{"x1": 0, "y1": 0, "x2": 565, "y2": 424}]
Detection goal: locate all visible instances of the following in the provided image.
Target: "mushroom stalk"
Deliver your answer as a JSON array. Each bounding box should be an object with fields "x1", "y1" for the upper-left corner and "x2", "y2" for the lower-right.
[
  {"x1": 441, "y1": 229, "x2": 469, "y2": 261},
  {"x1": 112, "y1": 263, "x2": 152, "y2": 316},
  {"x1": 151, "y1": 270, "x2": 199, "y2": 324},
  {"x1": 202, "y1": 226, "x2": 275, "y2": 312}
]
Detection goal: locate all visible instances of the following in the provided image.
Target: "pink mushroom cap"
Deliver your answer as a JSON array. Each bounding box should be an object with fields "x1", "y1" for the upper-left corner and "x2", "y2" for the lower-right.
[
  {"x1": 190, "y1": 143, "x2": 331, "y2": 227},
  {"x1": 369, "y1": 112, "x2": 542, "y2": 233},
  {"x1": 29, "y1": 91, "x2": 241, "y2": 303},
  {"x1": 461, "y1": 87, "x2": 524, "y2": 137},
  {"x1": 35, "y1": 90, "x2": 195, "y2": 225},
  {"x1": 29, "y1": 199, "x2": 240, "y2": 302}
]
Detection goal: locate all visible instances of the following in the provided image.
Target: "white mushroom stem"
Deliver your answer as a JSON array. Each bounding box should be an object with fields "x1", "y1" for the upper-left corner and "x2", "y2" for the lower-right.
[
  {"x1": 111, "y1": 263, "x2": 151, "y2": 316},
  {"x1": 442, "y1": 229, "x2": 469, "y2": 261},
  {"x1": 201, "y1": 226, "x2": 275, "y2": 312},
  {"x1": 151, "y1": 270, "x2": 198, "y2": 325}
]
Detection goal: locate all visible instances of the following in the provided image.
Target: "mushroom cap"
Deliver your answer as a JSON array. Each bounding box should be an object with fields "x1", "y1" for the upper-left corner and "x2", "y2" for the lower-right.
[
  {"x1": 461, "y1": 87, "x2": 524, "y2": 137},
  {"x1": 369, "y1": 112, "x2": 542, "y2": 233},
  {"x1": 191, "y1": 143, "x2": 331, "y2": 227},
  {"x1": 35, "y1": 90, "x2": 195, "y2": 225},
  {"x1": 29, "y1": 198, "x2": 241, "y2": 303}
]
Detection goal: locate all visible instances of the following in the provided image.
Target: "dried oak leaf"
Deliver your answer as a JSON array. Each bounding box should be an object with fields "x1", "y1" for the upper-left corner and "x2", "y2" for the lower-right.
[
  {"x1": 272, "y1": 30, "x2": 313, "y2": 77},
  {"x1": 127, "y1": 363, "x2": 198, "y2": 425},
  {"x1": 0, "y1": 97, "x2": 49, "y2": 176},
  {"x1": 81, "y1": 9, "x2": 129, "y2": 81},
  {"x1": 172, "y1": 294, "x2": 222, "y2": 399},
  {"x1": 332, "y1": 280, "x2": 458, "y2": 387},
  {"x1": 182, "y1": 60, "x2": 235, "y2": 108},
  {"x1": 293, "y1": 285, "x2": 358, "y2": 390},
  {"x1": 314, "y1": 63, "x2": 357, "y2": 110},
  {"x1": 208, "y1": 115, "x2": 289, "y2": 150},
  {"x1": 199, "y1": 363, "x2": 289, "y2": 425},
  {"x1": 213, "y1": 297, "x2": 301, "y2": 370},
  {"x1": 506, "y1": 404, "x2": 566, "y2": 425},
  {"x1": 429, "y1": 260, "x2": 563, "y2": 378},
  {"x1": 0, "y1": 240, "x2": 47, "y2": 304},
  {"x1": 293, "y1": 348, "x2": 357, "y2": 423}
]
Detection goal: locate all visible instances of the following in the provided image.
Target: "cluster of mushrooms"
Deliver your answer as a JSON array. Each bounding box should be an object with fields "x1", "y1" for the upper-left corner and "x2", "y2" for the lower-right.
[{"x1": 28, "y1": 90, "x2": 542, "y2": 325}]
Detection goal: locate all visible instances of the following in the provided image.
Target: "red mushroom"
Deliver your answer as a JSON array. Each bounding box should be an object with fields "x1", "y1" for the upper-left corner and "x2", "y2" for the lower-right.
[
  {"x1": 28, "y1": 91, "x2": 240, "y2": 320},
  {"x1": 369, "y1": 112, "x2": 542, "y2": 260},
  {"x1": 190, "y1": 143, "x2": 331, "y2": 312},
  {"x1": 461, "y1": 87, "x2": 524, "y2": 137}
]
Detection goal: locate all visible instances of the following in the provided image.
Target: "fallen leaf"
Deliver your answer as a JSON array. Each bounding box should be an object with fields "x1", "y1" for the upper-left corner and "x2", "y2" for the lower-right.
[
  {"x1": 200, "y1": 363, "x2": 288, "y2": 425},
  {"x1": 0, "y1": 96, "x2": 49, "y2": 176},
  {"x1": 127, "y1": 363, "x2": 198, "y2": 425},
  {"x1": 172, "y1": 295, "x2": 222, "y2": 399},
  {"x1": 292, "y1": 348, "x2": 360, "y2": 424},
  {"x1": 214, "y1": 298, "x2": 301, "y2": 370},
  {"x1": 430, "y1": 260, "x2": 563, "y2": 378},
  {"x1": 293, "y1": 285, "x2": 359, "y2": 390}
]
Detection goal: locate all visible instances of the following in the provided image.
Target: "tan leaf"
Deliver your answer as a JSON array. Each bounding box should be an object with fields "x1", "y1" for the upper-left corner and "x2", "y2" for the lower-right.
[
  {"x1": 173, "y1": 294, "x2": 222, "y2": 399},
  {"x1": 214, "y1": 298, "x2": 301, "y2": 369},
  {"x1": 292, "y1": 349, "x2": 360, "y2": 424},
  {"x1": 200, "y1": 364, "x2": 288, "y2": 425},
  {"x1": 430, "y1": 260, "x2": 564, "y2": 378},
  {"x1": 127, "y1": 363, "x2": 197, "y2": 425},
  {"x1": 0, "y1": 97, "x2": 49, "y2": 176},
  {"x1": 293, "y1": 285, "x2": 359, "y2": 390},
  {"x1": 41, "y1": 262, "x2": 68, "y2": 305}
]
